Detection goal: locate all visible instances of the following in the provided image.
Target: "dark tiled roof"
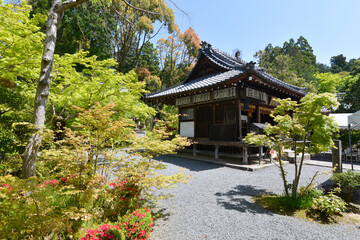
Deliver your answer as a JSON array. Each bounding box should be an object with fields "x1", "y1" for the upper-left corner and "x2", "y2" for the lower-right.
[
  {"x1": 146, "y1": 41, "x2": 306, "y2": 99},
  {"x1": 254, "y1": 68, "x2": 307, "y2": 95},
  {"x1": 147, "y1": 70, "x2": 243, "y2": 98},
  {"x1": 201, "y1": 42, "x2": 246, "y2": 70}
]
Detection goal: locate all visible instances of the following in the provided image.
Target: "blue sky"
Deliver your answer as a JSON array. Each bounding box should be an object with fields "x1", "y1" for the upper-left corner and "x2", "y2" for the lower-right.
[{"x1": 156, "y1": 0, "x2": 360, "y2": 65}]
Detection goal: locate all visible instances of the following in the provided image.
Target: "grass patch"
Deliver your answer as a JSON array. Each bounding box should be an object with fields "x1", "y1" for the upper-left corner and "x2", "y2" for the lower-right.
[{"x1": 253, "y1": 194, "x2": 297, "y2": 216}]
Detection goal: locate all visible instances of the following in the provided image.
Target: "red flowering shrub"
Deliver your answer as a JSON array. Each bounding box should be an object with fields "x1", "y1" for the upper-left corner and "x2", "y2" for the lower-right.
[
  {"x1": 61, "y1": 176, "x2": 70, "y2": 183},
  {"x1": 80, "y1": 208, "x2": 154, "y2": 240},
  {"x1": 42, "y1": 179, "x2": 59, "y2": 187},
  {"x1": 106, "y1": 178, "x2": 141, "y2": 221},
  {"x1": 0, "y1": 183, "x2": 13, "y2": 191},
  {"x1": 119, "y1": 208, "x2": 153, "y2": 240},
  {"x1": 60, "y1": 173, "x2": 81, "y2": 183},
  {"x1": 79, "y1": 224, "x2": 124, "y2": 240}
]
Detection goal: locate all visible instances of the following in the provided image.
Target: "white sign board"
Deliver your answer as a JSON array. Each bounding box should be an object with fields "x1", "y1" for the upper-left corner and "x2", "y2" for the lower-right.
[
  {"x1": 180, "y1": 121, "x2": 194, "y2": 137},
  {"x1": 193, "y1": 92, "x2": 210, "y2": 103},
  {"x1": 176, "y1": 96, "x2": 191, "y2": 106},
  {"x1": 241, "y1": 115, "x2": 248, "y2": 121},
  {"x1": 213, "y1": 87, "x2": 236, "y2": 100},
  {"x1": 246, "y1": 88, "x2": 267, "y2": 102}
]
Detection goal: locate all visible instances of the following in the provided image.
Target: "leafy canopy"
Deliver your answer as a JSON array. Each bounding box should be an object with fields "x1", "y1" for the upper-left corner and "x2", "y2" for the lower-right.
[
  {"x1": 0, "y1": 1, "x2": 45, "y2": 84},
  {"x1": 245, "y1": 93, "x2": 339, "y2": 196},
  {"x1": 50, "y1": 50, "x2": 155, "y2": 123},
  {"x1": 254, "y1": 36, "x2": 317, "y2": 91},
  {"x1": 157, "y1": 25, "x2": 201, "y2": 88}
]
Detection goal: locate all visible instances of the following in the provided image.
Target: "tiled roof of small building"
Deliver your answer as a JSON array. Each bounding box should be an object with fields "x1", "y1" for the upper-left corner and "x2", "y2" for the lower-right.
[
  {"x1": 146, "y1": 70, "x2": 243, "y2": 98},
  {"x1": 200, "y1": 42, "x2": 246, "y2": 70},
  {"x1": 146, "y1": 42, "x2": 306, "y2": 99}
]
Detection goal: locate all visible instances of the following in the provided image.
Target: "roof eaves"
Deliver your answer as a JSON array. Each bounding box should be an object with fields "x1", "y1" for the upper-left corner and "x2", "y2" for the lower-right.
[
  {"x1": 254, "y1": 69, "x2": 307, "y2": 95},
  {"x1": 146, "y1": 83, "x2": 181, "y2": 98},
  {"x1": 146, "y1": 70, "x2": 244, "y2": 99}
]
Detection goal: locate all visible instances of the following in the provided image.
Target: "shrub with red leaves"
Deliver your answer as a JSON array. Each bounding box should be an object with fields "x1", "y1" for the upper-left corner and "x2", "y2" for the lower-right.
[
  {"x1": 80, "y1": 208, "x2": 154, "y2": 240},
  {"x1": 106, "y1": 178, "x2": 141, "y2": 221},
  {"x1": 119, "y1": 208, "x2": 153, "y2": 240},
  {"x1": 79, "y1": 224, "x2": 124, "y2": 240}
]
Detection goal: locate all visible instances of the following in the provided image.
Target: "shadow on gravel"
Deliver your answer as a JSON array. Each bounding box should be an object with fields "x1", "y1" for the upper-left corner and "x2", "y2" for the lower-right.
[
  {"x1": 153, "y1": 155, "x2": 221, "y2": 172},
  {"x1": 153, "y1": 208, "x2": 171, "y2": 221},
  {"x1": 319, "y1": 178, "x2": 334, "y2": 189},
  {"x1": 215, "y1": 185, "x2": 274, "y2": 215}
]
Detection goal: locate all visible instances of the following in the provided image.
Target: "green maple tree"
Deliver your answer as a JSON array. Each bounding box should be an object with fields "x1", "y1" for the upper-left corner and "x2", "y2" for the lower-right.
[{"x1": 245, "y1": 93, "x2": 339, "y2": 196}]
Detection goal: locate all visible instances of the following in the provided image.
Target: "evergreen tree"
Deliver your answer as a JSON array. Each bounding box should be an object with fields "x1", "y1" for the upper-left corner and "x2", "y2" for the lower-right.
[{"x1": 254, "y1": 36, "x2": 317, "y2": 91}]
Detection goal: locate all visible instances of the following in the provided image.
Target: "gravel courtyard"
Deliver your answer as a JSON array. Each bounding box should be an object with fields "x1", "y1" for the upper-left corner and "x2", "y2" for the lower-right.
[{"x1": 151, "y1": 156, "x2": 360, "y2": 240}]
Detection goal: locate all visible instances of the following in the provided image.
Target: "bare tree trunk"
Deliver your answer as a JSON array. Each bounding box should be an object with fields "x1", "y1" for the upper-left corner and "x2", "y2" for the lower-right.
[
  {"x1": 293, "y1": 138, "x2": 308, "y2": 195},
  {"x1": 21, "y1": 0, "x2": 159, "y2": 178},
  {"x1": 22, "y1": 0, "x2": 62, "y2": 178},
  {"x1": 292, "y1": 140, "x2": 298, "y2": 196},
  {"x1": 22, "y1": 0, "x2": 89, "y2": 178},
  {"x1": 277, "y1": 148, "x2": 289, "y2": 196}
]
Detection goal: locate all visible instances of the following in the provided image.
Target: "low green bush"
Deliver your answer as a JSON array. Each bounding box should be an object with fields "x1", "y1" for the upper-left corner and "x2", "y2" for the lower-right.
[
  {"x1": 307, "y1": 191, "x2": 347, "y2": 221},
  {"x1": 280, "y1": 195, "x2": 303, "y2": 210},
  {"x1": 331, "y1": 170, "x2": 360, "y2": 203},
  {"x1": 297, "y1": 186, "x2": 324, "y2": 208},
  {"x1": 279, "y1": 186, "x2": 323, "y2": 210}
]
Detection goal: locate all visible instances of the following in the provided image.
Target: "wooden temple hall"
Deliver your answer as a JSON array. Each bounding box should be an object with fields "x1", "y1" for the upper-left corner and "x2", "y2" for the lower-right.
[{"x1": 145, "y1": 41, "x2": 306, "y2": 163}]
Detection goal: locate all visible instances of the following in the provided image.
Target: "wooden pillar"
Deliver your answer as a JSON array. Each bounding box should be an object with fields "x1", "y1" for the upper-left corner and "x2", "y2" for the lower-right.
[
  {"x1": 237, "y1": 100, "x2": 242, "y2": 140},
  {"x1": 194, "y1": 106, "x2": 197, "y2": 138},
  {"x1": 243, "y1": 145, "x2": 248, "y2": 164},
  {"x1": 193, "y1": 143, "x2": 197, "y2": 156},
  {"x1": 256, "y1": 106, "x2": 260, "y2": 123},
  {"x1": 215, "y1": 145, "x2": 219, "y2": 159},
  {"x1": 212, "y1": 103, "x2": 216, "y2": 125},
  {"x1": 178, "y1": 107, "x2": 181, "y2": 134}
]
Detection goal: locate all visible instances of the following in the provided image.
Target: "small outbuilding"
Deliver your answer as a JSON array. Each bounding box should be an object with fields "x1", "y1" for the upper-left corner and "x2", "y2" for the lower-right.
[
  {"x1": 329, "y1": 113, "x2": 352, "y2": 130},
  {"x1": 349, "y1": 110, "x2": 360, "y2": 126},
  {"x1": 145, "y1": 42, "x2": 306, "y2": 163}
]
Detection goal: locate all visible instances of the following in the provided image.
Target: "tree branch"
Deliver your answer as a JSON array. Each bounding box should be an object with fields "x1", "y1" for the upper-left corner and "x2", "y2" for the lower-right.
[
  {"x1": 0, "y1": 109, "x2": 11, "y2": 116},
  {"x1": 167, "y1": 0, "x2": 189, "y2": 19},
  {"x1": 149, "y1": 23, "x2": 165, "y2": 41},
  {"x1": 59, "y1": 102, "x2": 68, "y2": 117},
  {"x1": 110, "y1": 5, "x2": 135, "y2": 30},
  {"x1": 55, "y1": 0, "x2": 89, "y2": 13},
  {"x1": 121, "y1": 0, "x2": 160, "y2": 15},
  {"x1": 75, "y1": 6, "x2": 86, "y2": 43},
  {"x1": 50, "y1": 99, "x2": 56, "y2": 116},
  {"x1": 303, "y1": 171, "x2": 320, "y2": 192},
  {"x1": 101, "y1": 5, "x2": 117, "y2": 45}
]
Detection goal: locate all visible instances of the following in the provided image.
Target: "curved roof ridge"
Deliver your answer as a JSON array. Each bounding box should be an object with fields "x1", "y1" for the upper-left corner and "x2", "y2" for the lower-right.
[
  {"x1": 202, "y1": 48, "x2": 232, "y2": 70},
  {"x1": 200, "y1": 41, "x2": 247, "y2": 70},
  {"x1": 210, "y1": 45, "x2": 247, "y2": 66}
]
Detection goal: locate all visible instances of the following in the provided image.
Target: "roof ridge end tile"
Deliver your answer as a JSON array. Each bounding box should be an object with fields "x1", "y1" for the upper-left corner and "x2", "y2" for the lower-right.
[{"x1": 210, "y1": 45, "x2": 247, "y2": 65}]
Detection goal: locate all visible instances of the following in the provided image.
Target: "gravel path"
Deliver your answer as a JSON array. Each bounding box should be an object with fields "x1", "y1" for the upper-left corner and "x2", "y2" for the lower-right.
[{"x1": 150, "y1": 156, "x2": 360, "y2": 240}]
